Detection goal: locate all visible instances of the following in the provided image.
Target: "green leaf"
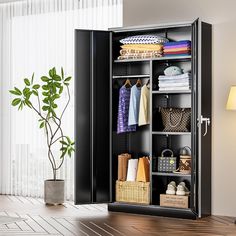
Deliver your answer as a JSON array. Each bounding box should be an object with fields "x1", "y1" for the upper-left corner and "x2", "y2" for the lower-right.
[
  {"x1": 60, "y1": 140, "x2": 68, "y2": 146},
  {"x1": 59, "y1": 86, "x2": 63, "y2": 94},
  {"x1": 42, "y1": 91, "x2": 49, "y2": 96},
  {"x1": 42, "y1": 85, "x2": 49, "y2": 90},
  {"x1": 18, "y1": 102, "x2": 23, "y2": 110},
  {"x1": 9, "y1": 90, "x2": 21, "y2": 96},
  {"x1": 42, "y1": 106, "x2": 49, "y2": 111},
  {"x1": 51, "y1": 94, "x2": 60, "y2": 100},
  {"x1": 39, "y1": 122, "x2": 44, "y2": 128},
  {"x1": 31, "y1": 73, "x2": 35, "y2": 84},
  {"x1": 25, "y1": 100, "x2": 32, "y2": 108},
  {"x1": 64, "y1": 77, "x2": 71, "y2": 82},
  {"x1": 12, "y1": 98, "x2": 21, "y2": 106},
  {"x1": 68, "y1": 149, "x2": 72, "y2": 157},
  {"x1": 24, "y1": 78, "x2": 30, "y2": 86},
  {"x1": 32, "y1": 90, "x2": 38, "y2": 96},
  {"x1": 49, "y1": 67, "x2": 56, "y2": 78},
  {"x1": 23, "y1": 87, "x2": 30, "y2": 96},
  {"x1": 53, "y1": 75, "x2": 61, "y2": 81},
  {"x1": 60, "y1": 150, "x2": 67, "y2": 159},
  {"x1": 66, "y1": 136, "x2": 71, "y2": 144},
  {"x1": 33, "y1": 84, "x2": 40, "y2": 89},
  {"x1": 61, "y1": 67, "x2": 64, "y2": 79},
  {"x1": 71, "y1": 142, "x2": 75, "y2": 146},
  {"x1": 41, "y1": 76, "x2": 50, "y2": 82},
  {"x1": 43, "y1": 98, "x2": 49, "y2": 104},
  {"x1": 64, "y1": 82, "x2": 69, "y2": 86},
  {"x1": 52, "y1": 103, "x2": 58, "y2": 109},
  {"x1": 54, "y1": 82, "x2": 61, "y2": 88}
]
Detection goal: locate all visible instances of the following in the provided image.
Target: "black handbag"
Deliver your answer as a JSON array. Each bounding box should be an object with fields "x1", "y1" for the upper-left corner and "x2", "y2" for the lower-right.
[
  {"x1": 160, "y1": 107, "x2": 191, "y2": 132},
  {"x1": 158, "y1": 149, "x2": 177, "y2": 172}
]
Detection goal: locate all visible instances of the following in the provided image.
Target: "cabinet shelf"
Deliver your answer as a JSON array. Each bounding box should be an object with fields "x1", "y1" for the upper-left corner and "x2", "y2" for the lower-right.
[
  {"x1": 152, "y1": 172, "x2": 191, "y2": 177},
  {"x1": 114, "y1": 55, "x2": 191, "y2": 63},
  {"x1": 152, "y1": 131, "x2": 191, "y2": 136},
  {"x1": 112, "y1": 74, "x2": 150, "y2": 79},
  {"x1": 152, "y1": 90, "x2": 191, "y2": 94}
]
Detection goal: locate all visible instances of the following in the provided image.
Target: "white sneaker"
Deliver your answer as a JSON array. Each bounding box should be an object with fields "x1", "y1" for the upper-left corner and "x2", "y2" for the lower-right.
[
  {"x1": 166, "y1": 181, "x2": 176, "y2": 195},
  {"x1": 176, "y1": 182, "x2": 190, "y2": 196}
]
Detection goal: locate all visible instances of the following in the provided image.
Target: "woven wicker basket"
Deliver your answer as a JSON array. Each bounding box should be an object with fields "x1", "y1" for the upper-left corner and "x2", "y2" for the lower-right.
[{"x1": 116, "y1": 181, "x2": 150, "y2": 204}]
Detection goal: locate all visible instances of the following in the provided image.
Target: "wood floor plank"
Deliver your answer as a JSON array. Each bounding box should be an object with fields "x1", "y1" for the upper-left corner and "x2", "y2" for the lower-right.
[{"x1": 0, "y1": 195, "x2": 235, "y2": 236}]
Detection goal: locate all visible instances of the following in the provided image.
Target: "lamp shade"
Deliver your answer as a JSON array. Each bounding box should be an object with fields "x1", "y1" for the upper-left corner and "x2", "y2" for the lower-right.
[{"x1": 226, "y1": 86, "x2": 236, "y2": 110}]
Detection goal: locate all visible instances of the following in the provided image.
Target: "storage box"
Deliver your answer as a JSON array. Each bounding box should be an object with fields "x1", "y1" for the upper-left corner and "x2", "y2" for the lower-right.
[
  {"x1": 160, "y1": 194, "x2": 189, "y2": 209},
  {"x1": 116, "y1": 181, "x2": 150, "y2": 204}
]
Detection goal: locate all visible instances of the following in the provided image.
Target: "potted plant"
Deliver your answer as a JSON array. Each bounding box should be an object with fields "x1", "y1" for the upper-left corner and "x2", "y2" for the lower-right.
[{"x1": 9, "y1": 67, "x2": 75, "y2": 205}]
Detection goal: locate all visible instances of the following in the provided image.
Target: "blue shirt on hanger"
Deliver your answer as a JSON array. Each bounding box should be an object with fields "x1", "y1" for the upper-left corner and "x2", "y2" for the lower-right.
[{"x1": 128, "y1": 84, "x2": 141, "y2": 126}]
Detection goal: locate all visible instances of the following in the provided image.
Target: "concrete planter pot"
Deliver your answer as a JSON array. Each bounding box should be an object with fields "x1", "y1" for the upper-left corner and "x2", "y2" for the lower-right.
[{"x1": 44, "y1": 179, "x2": 65, "y2": 205}]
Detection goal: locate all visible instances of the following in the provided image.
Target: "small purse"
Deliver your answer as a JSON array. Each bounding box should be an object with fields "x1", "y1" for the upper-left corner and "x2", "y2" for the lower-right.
[
  {"x1": 160, "y1": 107, "x2": 191, "y2": 132},
  {"x1": 158, "y1": 149, "x2": 177, "y2": 172},
  {"x1": 179, "y1": 146, "x2": 191, "y2": 174}
]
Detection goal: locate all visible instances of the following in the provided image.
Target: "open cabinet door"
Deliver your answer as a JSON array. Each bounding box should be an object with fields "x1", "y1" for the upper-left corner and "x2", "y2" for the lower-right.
[
  {"x1": 75, "y1": 30, "x2": 111, "y2": 204},
  {"x1": 192, "y1": 19, "x2": 212, "y2": 217}
]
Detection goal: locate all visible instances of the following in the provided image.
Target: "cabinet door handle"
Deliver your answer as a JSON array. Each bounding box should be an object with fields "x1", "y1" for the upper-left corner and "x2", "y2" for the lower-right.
[{"x1": 198, "y1": 115, "x2": 211, "y2": 136}]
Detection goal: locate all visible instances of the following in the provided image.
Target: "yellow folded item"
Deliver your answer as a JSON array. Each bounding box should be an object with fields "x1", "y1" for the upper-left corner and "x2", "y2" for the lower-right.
[
  {"x1": 121, "y1": 44, "x2": 163, "y2": 51},
  {"x1": 120, "y1": 49, "x2": 163, "y2": 55},
  {"x1": 136, "y1": 157, "x2": 150, "y2": 182},
  {"x1": 164, "y1": 47, "x2": 191, "y2": 52}
]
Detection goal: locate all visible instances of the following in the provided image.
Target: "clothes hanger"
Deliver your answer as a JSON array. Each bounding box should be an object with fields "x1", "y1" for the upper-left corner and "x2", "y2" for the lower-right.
[
  {"x1": 124, "y1": 79, "x2": 132, "y2": 88},
  {"x1": 136, "y1": 79, "x2": 142, "y2": 87}
]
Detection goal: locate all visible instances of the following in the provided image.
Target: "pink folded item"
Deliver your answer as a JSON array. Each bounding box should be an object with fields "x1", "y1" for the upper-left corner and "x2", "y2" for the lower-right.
[{"x1": 164, "y1": 44, "x2": 191, "y2": 49}]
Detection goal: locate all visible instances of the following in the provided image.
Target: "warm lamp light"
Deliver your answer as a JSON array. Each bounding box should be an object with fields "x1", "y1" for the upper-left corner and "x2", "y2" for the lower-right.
[{"x1": 226, "y1": 86, "x2": 236, "y2": 110}]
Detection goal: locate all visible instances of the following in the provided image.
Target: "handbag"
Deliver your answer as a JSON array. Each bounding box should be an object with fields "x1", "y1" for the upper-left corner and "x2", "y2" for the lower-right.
[
  {"x1": 136, "y1": 157, "x2": 150, "y2": 182},
  {"x1": 179, "y1": 146, "x2": 191, "y2": 174},
  {"x1": 118, "y1": 153, "x2": 131, "y2": 181},
  {"x1": 158, "y1": 149, "x2": 177, "y2": 172},
  {"x1": 160, "y1": 107, "x2": 191, "y2": 132}
]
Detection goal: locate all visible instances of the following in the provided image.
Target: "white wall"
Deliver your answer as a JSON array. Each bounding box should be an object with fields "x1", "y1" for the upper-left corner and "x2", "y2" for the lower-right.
[{"x1": 124, "y1": 0, "x2": 236, "y2": 217}]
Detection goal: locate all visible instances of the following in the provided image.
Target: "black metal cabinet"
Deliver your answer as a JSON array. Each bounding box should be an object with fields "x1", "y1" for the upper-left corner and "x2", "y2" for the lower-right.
[{"x1": 75, "y1": 19, "x2": 212, "y2": 219}]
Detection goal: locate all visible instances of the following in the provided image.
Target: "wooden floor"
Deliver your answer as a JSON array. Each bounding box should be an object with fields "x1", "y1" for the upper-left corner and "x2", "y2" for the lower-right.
[{"x1": 0, "y1": 195, "x2": 235, "y2": 236}]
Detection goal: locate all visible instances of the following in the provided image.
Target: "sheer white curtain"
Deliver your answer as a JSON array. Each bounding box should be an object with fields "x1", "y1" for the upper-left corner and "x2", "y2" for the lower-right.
[{"x1": 0, "y1": 0, "x2": 122, "y2": 200}]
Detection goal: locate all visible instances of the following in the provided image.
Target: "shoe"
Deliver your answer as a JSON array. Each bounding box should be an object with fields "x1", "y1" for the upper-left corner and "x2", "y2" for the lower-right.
[
  {"x1": 166, "y1": 181, "x2": 176, "y2": 195},
  {"x1": 176, "y1": 182, "x2": 190, "y2": 196}
]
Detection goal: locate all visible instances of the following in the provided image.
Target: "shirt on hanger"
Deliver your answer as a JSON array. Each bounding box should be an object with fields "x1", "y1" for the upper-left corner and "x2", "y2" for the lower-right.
[
  {"x1": 117, "y1": 85, "x2": 136, "y2": 134},
  {"x1": 128, "y1": 84, "x2": 141, "y2": 126},
  {"x1": 138, "y1": 84, "x2": 150, "y2": 126}
]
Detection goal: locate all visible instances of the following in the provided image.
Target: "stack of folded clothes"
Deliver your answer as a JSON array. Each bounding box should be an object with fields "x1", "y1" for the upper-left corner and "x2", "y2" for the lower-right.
[
  {"x1": 118, "y1": 35, "x2": 169, "y2": 60},
  {"x1": 163, "y1": 40, "x2": 191, "y2": 57},
  {"x1": 158, "y1": 73, "x2": 191, "y2": 91}
]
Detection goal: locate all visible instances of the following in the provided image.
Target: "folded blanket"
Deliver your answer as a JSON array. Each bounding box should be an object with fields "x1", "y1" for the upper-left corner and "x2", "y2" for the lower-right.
[
  {"x1": 164, "y1": 44, "x2": 191, "y2": 49},
  {"x1": 164, "y1": 47, "x2": 191, "y2": 52},
  {"x1": 121, "y1": 44, "x2": 163, "y2": 51},
  {"x1": 158, "y1": 73, "x2": 191, "y2": 80},
  {"x1": 159, "y1": 86, "x2": 190, "y2": 91},
  {"x1": 120, "y1": 49, "x2": 163, "y2": 55},
  {"x1": 164, "y1": 50, "x2": 191, "y2": 55},
  {"x1": 118, "y1": 52, "x2": 162, "y2": 60},
  {"x1": 163, "y1": 53, "x2": 191, "y2": 57},
  {"x1": 159, "y1": 82, "x2": 190, "y2": 87},
  {"x1": 164, "y1": 40, "x2": 191, "y2": 46},
  {"x1": 159, "y1": 79, "x2": 190, "y2": 84}
]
